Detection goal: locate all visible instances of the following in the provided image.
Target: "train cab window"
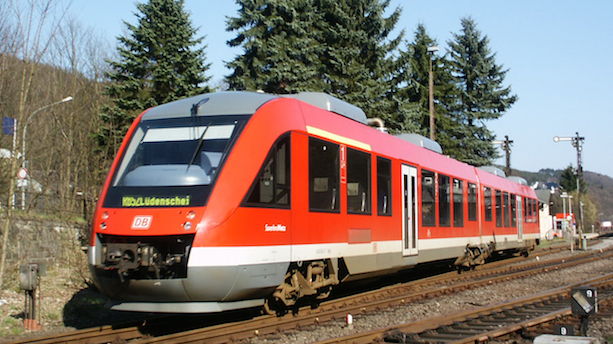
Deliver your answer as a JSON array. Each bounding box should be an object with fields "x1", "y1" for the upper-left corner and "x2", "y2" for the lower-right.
[
  {"x1": 347, "y1": 148, "x2": 371, "y2": 214},
  {"x1": 524, "y1": 198, "x2": 529, "y2": 221},
  {"x1": 495, "y1": 190, "x2": 502, "y2": 227},
  {"x1": 421, "y1": 170, "x2": 436, "y2": 226},
  {"x1": 244, "y1": 135, "x2": 291, "y2": 207},
  {"x1": 377, "y1": 157, "x2": 392, "y2": 216},
  {"x1": 453, "y1": 179, "x2": 464, "y2": 227},
  {"x1": 439, "y1": 174, "x2": 450, "y2": 227},
  {"x1": 309, "y1": 138, "x2": 340, "y2": 212},
  {"x1": 112, "y1": 119, "x2": 241, "y2": 188},
  {"x1": 484, "y1": 187, "x2": 492, "y2": 222},
  {"x1": 503, "y1": 192, "x2": 510, "y2": 227},
  {"x1": 468, "y1": 183, "x2": 477, "y2": 221},
  {"x1": 510, "y1": 194, "x2": 517, "y2": 227}
]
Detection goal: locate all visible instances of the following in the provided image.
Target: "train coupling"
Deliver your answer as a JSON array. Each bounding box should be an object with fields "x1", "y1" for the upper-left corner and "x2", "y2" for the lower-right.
[{"x1": 101, "y1": 243, "x2": 183, "y2": 282}]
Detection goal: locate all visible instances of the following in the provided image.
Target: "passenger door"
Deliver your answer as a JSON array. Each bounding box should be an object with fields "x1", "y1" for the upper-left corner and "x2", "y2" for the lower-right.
[
  {"x1": 402, "y1": 165, "x2": 418, "y2": 256},
  {"x1": 517, "y1": 196, "x2": 524, "y2": 240}
]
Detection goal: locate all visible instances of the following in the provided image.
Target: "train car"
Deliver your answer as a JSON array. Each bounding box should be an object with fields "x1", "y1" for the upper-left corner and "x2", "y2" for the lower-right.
[{"x1": 88, "y1": 91, "x2": 540, "y2": 314}]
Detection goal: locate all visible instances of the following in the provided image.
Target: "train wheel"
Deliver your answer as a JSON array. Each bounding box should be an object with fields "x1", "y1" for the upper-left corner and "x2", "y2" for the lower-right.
[{"x1": 263, "y1": 297, "x2": 287, "y2": 316}]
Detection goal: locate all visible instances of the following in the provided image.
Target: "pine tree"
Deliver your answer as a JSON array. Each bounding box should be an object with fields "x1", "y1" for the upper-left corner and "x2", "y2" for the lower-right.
[
  {"x1": 226, "y1": 0, "x2": 323, "y2": 93},
  {"x1": 560, "y1": 164, "x2": 587, "y2": 193},
  {"x1": 226, "y1": 0, "x2": 411, "y2": 128},
  {"x1": 397, "y1": 24, "x2": 457, "y2": 139},
  {"x1": 97, "y1": 0, "x2": 211, "y2": 156},
  {"x1": 316, "y1": 0, "x2": 411, "y2": 131},
  {"x1": 446, "y1": 17, "x2": 517, "y2": 166}
]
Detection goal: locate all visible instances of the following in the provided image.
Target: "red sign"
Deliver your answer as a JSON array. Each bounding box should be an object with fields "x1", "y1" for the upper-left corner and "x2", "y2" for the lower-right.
[{"x1": 17, "y1": 168, "x2": 28, "y2": 180}]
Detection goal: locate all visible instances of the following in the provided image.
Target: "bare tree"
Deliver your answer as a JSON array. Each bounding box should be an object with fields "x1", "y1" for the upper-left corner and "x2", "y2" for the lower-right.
[
  {"x1": 30, "y1": 16, "x2": 112, "y2": 217},
  {"x1": 0, "y1": 0, "x2": 68, "y2": 290}
]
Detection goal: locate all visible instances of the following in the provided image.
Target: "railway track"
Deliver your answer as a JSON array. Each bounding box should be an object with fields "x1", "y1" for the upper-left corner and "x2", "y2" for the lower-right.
[
  {"x1": 5, "y1": 243, "x2": 607, "y2": 344},
  {"x1": 322, "y1": 273, "x2": 613, "y2": 343}
]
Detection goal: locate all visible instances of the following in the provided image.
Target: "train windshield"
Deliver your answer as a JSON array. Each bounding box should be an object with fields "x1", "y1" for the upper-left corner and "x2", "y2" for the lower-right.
[{"x1": 104, "y1": 116, "x2": 248, "y2": 207}]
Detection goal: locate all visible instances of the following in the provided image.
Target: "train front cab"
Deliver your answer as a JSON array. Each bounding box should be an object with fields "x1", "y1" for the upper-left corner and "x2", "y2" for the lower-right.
[{"x1": 88, "y1": 92, "x2": 300, "y2": 313}]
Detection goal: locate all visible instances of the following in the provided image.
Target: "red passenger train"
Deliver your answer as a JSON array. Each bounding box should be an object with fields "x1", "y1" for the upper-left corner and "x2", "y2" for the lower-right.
[{"x1": 88, "y1": 91, "x2": 540, "y2": 313}]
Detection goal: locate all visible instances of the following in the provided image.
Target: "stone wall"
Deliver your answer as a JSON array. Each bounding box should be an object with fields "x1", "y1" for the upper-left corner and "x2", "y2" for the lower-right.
[{"x1": 0, "y1": 215, "x2": 86, "y2": 268}]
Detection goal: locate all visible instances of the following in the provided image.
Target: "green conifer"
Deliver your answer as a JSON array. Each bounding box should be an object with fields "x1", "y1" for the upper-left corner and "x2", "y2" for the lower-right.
[
  {"x1": 226, "y1": 0, "x2": 412, "y2": 128},
  {"x1": 446, "y1": 17, "x2": 517, "y2": 166},
  {"x1": 98, "y1": 0, "x2": 210, "y2": 156}
]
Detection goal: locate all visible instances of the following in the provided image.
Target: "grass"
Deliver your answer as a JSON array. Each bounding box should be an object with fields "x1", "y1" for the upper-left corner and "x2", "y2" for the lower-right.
[
  {"x1": 537, "y1": 237, "x2": 570, "y2": 248},
  {"x1": 0, "y1": 298, "x2": 26, "y2": 337}
]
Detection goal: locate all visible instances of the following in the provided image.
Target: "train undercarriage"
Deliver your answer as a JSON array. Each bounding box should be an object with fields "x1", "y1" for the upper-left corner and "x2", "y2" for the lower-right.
[
  {"x1": 264, "y1": 239, "x2": 538, "y2": 314},
  {"x1": 263, "y1": 259, "x2": 342, "y2": 315}
]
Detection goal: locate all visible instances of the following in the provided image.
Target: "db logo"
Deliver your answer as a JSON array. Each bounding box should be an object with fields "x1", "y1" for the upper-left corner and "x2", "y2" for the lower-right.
[{"x1": 132, "y1": 216, "x2": 153, "y2": 230}]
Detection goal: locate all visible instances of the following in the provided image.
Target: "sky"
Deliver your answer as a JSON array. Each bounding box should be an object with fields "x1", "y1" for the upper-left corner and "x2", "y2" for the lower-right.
[{"x1": 73, "y1": 1, "x2": 613, "y2": 178}]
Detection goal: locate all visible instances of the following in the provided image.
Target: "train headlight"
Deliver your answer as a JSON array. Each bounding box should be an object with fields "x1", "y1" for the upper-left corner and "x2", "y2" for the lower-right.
[
  {"x1": 99, "y1": 211, "x2": 109, "y2": 230},
  {"x1": 186, "y1": 211, "x2": 196, "y2": 220},
  {"x1": 184, "y1": 221, "x2": 192, "y2": 231}
]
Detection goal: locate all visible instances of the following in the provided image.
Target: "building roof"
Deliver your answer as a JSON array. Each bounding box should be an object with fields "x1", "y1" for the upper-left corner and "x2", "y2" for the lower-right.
[{"x1": 535, "y1": 189, "x2": 553, "y2": 204}]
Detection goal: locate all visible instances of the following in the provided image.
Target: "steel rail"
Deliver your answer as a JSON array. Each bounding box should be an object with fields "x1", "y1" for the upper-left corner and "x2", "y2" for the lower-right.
[
  {"x1": 132, "y1": 249, "x2": 613, "y2": 343},
  {"x1": 4, "y1": 324, "x2": 148, "y2": 344},
  {"x1": 318, "y1": 273, "x2": 613, "y2": 344}
]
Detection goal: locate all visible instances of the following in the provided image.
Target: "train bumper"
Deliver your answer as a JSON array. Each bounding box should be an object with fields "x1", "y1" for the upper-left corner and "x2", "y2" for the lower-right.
[
  {"x1": 106, "y1": 299, "x2": 265, "y2": 313},
  {"x1": 90, "y1": 263, "x2": 288, "y2": 312}
]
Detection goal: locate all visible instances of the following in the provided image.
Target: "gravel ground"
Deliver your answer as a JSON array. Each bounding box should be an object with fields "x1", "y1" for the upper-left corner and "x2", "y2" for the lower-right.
[
  {"x1": 1, "y1": 241, "x2": 611, "y2": 343},
  {"x1": 249, "y1": 247, "x2": 613, "y2": 344}
]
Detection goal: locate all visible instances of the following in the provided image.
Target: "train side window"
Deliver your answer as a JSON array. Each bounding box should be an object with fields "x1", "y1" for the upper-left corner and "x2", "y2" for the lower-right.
[
  {"x1": 484, "y1": 187, "x2": 492, "y2": 222},
  {"x1": 421, "y1": 170, "x2": 436, "y2": 226},
  {"x1": 439, "y1": 174, "x2": 450, "y2": 227},
  {"x1": 468, "y1": 183, "x2": 477, "y2": 221},
  {"x1": 510, "y1": 194, "x2": 517, "y2": 227},
  {"x1": 377, "y1": 157, "x2": 392, "y2": 216},
  {"x1": 503, "y1": 192, "x2": 510, "y2": 227},
  {"x1": 309, "y1": 137, "x2": 340, "y2": 212},
  {"x1": 453, "y1": 179, "x2": 464, "y2": 227},
  {"x1": 347, "y1": 148, "x2": 371, "y2": 214},
  {"x1": 533, "y1": 199, "x2": 538, "y2": 218},
  {"x1": 495, "y1": 189, "x2": 502, "y2": 227},
  {"x1": 244, "y1": 134, "x2": 291, "y2": 207},
  {"x1": 524, "y1": 198, "x2": 529, "y2": 221}
]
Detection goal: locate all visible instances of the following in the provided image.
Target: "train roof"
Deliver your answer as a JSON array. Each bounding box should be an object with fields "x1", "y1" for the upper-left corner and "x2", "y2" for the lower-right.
[
  {"x1": 478, "y1": 166, "x2": 506, "y2": 178},
  {"x1": 141, "y1": 91, "x2": 369, "y2": 125},
  {"x1": 282, "y1": 92, "x2": 368, "y2": 125},
  {"x1": 394, "y1": 133, "x2": 443, "y2": 154},
  {"x1": 141, "y1": 91, "x2": 278, "y2": 120}
]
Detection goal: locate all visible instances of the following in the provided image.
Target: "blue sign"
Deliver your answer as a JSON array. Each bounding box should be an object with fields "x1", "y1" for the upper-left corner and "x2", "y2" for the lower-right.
[{"x1": 3, "y1": 117, "x2": 15, "y2": 135}]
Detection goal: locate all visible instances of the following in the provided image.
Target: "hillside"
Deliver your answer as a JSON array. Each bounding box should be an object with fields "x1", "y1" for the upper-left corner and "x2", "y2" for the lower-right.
[
  {"x1": 511, "y1": 168, "x2": 613, "y2": 222},
  {"x1": 582, "y1": 171, "x2": 613, "y2": 220}
]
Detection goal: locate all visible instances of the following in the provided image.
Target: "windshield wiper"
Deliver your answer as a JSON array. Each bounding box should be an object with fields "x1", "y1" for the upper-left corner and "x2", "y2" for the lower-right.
[{"x1": 187, "y1": 121, "x2": 212, "y2": 172}]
